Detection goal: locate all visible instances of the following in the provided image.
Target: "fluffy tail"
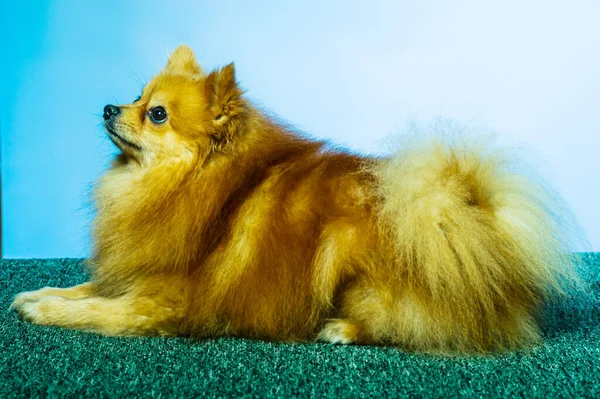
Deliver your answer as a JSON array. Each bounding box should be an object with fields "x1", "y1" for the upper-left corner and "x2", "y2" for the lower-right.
[{"x1": 369, "y1": 124, "x2": 584, "y2": 353}]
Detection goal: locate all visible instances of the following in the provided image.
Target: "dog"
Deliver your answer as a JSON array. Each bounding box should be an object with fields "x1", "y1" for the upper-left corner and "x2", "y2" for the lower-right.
[{"x1": 11, "y1": 45, "x2": 580, "y2": 354}]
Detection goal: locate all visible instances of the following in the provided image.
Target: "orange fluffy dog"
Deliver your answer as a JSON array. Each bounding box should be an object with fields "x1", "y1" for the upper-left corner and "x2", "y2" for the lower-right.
[{"x1": 11, "y1": 46, "x2": 581, "y2": 354}]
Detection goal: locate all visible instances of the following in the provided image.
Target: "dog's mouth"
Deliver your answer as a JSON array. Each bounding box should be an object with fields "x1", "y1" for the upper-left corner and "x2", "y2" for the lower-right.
[{"x1": 105, "y1": 123, "x2": 143, "y2": 151}]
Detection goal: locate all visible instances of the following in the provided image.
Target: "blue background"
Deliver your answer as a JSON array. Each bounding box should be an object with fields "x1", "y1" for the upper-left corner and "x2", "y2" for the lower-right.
[{"x1": 1, "y1": 0, "x2": 599, "y2": 258}]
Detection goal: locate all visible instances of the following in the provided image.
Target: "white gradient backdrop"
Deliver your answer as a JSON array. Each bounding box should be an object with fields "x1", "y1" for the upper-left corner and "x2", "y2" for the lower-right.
[{"x1": 1, "y1": 0, "x2": 598, "y2": 257}]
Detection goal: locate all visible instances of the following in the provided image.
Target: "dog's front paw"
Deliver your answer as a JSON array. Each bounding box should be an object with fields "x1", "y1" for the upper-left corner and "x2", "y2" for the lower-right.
[
  {"x1": 9, "y1": 290, "x2": 45, "y2": 311},
  {"x1": 13, "y1": 296, "x2": 66, "y2": 325}
]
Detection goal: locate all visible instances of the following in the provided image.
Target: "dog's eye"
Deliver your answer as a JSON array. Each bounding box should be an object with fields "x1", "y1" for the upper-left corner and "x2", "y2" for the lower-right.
[{"x1": 149, "y1": 107, "x2": 167, "y2": 124}]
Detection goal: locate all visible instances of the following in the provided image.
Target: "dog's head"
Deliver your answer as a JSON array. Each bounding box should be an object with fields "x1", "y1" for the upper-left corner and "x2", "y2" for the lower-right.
[{"x1": 103, "y1": 45, "x2": 248, "y2": 165}]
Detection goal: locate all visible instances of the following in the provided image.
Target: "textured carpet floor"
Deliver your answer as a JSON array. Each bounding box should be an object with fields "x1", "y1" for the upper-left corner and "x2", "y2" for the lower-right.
[{"x1": 1, "y1": 256, "x2": 599, "y2": 398}]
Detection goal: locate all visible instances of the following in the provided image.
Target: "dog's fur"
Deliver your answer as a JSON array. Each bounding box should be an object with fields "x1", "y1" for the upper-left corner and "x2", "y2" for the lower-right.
[{"x1": 11, "y1": 46, "x2": 581, "y2": 354}]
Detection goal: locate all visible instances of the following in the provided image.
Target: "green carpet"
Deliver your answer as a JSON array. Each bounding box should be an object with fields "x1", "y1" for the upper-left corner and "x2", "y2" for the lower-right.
[{"x1": 2, "y1": 256, "x2": 599, "y2": 398}]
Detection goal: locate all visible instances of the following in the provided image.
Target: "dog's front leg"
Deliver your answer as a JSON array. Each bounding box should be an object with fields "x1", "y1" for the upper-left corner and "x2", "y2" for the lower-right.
[
  {"x1": 12, "y1": 293, "x2": 184, "y2": 336},
  {"x1": 10, "y1": 282, "x2": 96, "y2": 309}
]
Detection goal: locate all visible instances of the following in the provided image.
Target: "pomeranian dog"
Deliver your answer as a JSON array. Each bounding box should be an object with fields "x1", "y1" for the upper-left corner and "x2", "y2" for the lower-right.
[{"x1": 11, "y1": 45, "x2": 581, "y2": 354}]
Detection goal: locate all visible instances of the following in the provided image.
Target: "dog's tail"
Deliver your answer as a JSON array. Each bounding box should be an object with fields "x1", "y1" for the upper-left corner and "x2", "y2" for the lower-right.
[{"x1": 368, "y1": 122, "x2": 584, "y2": 353}]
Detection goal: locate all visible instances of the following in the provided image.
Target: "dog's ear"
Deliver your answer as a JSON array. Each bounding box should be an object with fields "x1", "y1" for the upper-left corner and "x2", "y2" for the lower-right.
[
  {"x1": 205, "y1": 63, "x2": 248, "y2": 149},
  {"x1": 165, "y1": 45, "x2": 202, "y2": 75}
]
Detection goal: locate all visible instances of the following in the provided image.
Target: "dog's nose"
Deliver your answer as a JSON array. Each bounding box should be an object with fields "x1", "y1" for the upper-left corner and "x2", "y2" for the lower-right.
[{"x1": 103, "y1": 104, "x2": 121, "y2": 120}]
